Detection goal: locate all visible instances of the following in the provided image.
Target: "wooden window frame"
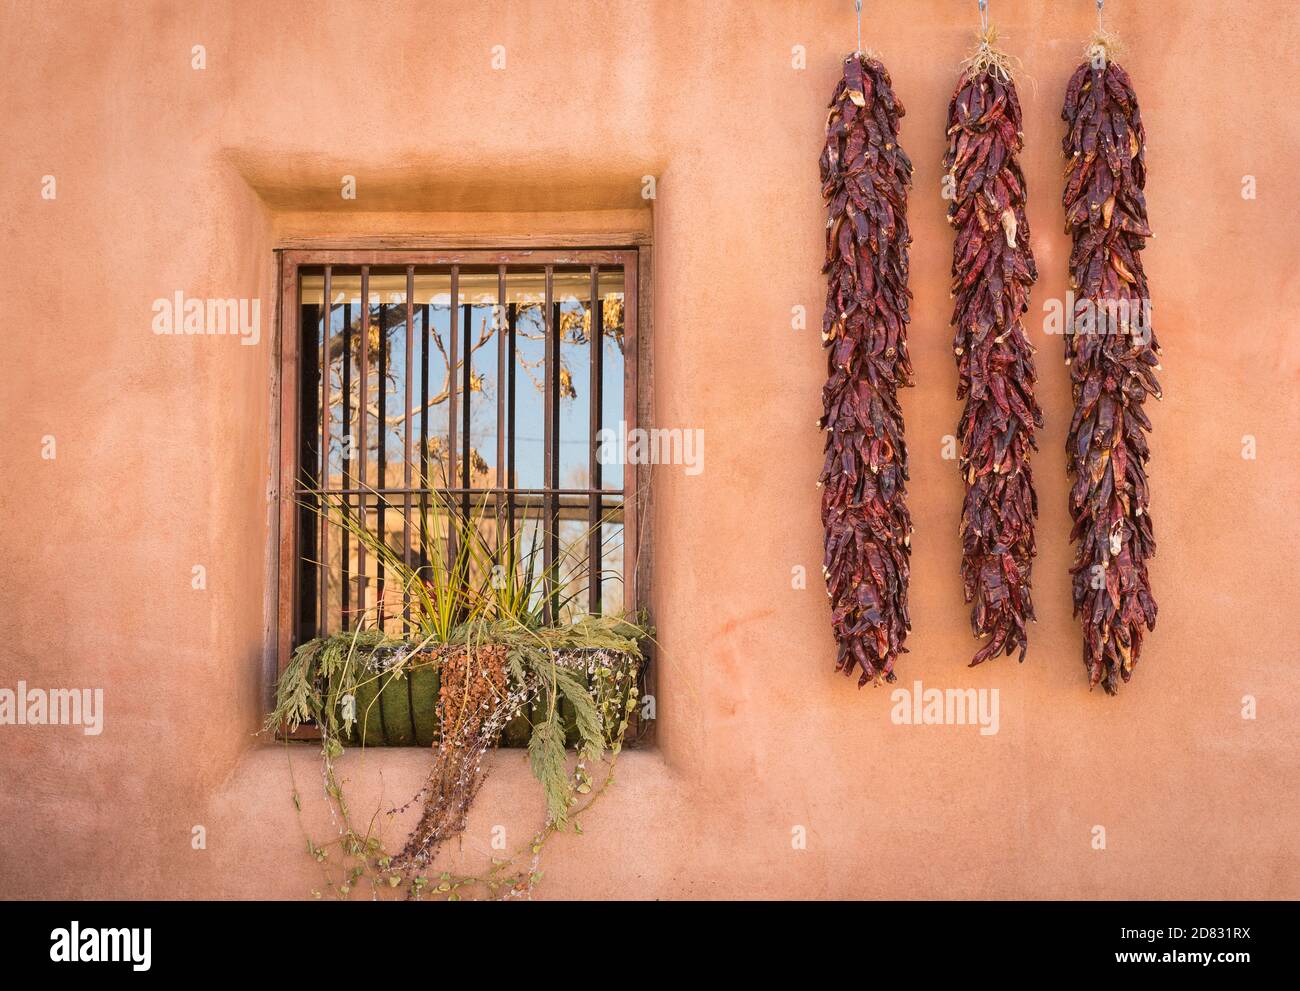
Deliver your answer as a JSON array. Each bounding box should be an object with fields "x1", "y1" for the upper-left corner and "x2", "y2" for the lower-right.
[{"x1": 272, "y1": 246, "x2": 645, "y2": 679}]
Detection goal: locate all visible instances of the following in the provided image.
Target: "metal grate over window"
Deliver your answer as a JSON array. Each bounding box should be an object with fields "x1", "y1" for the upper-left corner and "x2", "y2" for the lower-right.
[{"x1": 276, "y1": 250, "x2": 640, "y2": 653}]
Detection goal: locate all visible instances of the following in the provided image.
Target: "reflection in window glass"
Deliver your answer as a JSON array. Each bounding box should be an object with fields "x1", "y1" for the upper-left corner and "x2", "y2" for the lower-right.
[
  {"x1": 296, "y1": 259, "x2": 634, "y2": 637},
  {"x1": 600, "y1": 508, "x2": 625, "y2": 616},
  {"x1": 366, "y1": 272, "x2": 408, "y2": 491},
  {"x1": 507, "y1": 271, "x2": 546, "y2": 490},
  {"x1": 554, "y1": 269, "x2": 591, "y2": 491},
  {"x1": 460, "y1": 269, "x2": 499, "y2": 488},
  {"x1": 412, "y1": 273, "x2": 453, "y2": 489},
  {"x1": 599, "y1": 268, "x2": 625, "y2": 491}
]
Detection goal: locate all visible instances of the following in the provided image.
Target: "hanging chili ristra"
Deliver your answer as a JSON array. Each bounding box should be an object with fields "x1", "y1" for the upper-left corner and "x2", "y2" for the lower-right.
[
  {"x1": 1061, "y1": 40, "x2": 1160, "y2": 694},
  {"x1": 819, "y1": 53, "x2": 914, "y2": 686},
  {"x1": 944, "y1": 33, "x2": 1042, "y2": 666}
]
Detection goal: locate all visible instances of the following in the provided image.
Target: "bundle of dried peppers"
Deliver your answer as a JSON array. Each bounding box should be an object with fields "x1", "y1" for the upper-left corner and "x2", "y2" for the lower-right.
[
  {"x1": 944, "y1": 42, "x2": 1042, "y2": 666},
  {"x1": 818, "y1": 53, "x2": 914, "y2": 686},
  {"x1": 1061, "y1": 44, "x2": 1160, "y2": 693}
]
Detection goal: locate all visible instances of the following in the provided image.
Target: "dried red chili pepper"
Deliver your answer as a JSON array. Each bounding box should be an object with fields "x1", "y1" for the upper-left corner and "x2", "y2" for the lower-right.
[
  {"x1": 1061, "y1": 50, "x2": 1160, "y2": 693},
  {"x1": 818, "y1": 54, "x2": 913, "y2": 686},
  {"x1": 944, "y1": 62, "x2": 1041, "y2": 666}
]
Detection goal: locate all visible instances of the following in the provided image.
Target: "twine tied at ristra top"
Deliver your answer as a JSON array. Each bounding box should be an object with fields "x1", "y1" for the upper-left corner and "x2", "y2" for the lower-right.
[
  {"x1": 1084, "y1": 27, "x2": 1124, "y2": 68},
  {"x1": 960, "y1": 24, "x2": 1023, "y2": 84},
  {"x1": 1084, "y1": 0, "x2": 1124, "y2": 68}
]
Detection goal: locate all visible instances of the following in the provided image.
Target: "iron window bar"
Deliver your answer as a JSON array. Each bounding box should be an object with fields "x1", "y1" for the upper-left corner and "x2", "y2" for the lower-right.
[{"x1": 282, "y1": 252, "x2": 638, "y2": 655}]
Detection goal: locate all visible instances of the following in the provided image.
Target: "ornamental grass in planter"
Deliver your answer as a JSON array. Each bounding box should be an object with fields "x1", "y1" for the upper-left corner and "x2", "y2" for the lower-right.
[{"x1": 268, "y1": 487, "x2": 650, "y2": 900}]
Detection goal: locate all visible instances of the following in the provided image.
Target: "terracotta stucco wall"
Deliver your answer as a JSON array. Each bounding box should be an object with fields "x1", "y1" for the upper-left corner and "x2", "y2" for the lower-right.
[{"x1": 1, "y1": 0, "x2": 1296, "y2": 899}]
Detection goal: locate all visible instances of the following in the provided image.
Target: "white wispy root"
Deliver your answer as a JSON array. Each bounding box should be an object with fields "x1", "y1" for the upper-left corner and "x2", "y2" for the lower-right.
[{"x1": 0, "y1": 682, "x2": 103, "y2": 735}]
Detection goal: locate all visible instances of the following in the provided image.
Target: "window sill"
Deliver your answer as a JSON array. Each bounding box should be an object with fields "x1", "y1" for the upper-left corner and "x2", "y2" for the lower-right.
[{"x1": 207, "y1": 743, "x2": 675, "y2": 897}]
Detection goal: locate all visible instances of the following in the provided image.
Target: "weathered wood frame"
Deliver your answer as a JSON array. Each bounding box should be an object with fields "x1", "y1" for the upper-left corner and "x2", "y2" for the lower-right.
[{"x1": 272, "y1": 246, "x2": 647, "y2": 681}]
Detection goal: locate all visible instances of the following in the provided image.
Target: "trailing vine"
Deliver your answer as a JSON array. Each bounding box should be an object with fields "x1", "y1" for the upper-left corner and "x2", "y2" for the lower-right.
[
  {"x1": 272, "y1": 622, "x2": 645, "y2": 900},
  {"x1": 268, "y1": 484, "x2": 649, "y2": 899}
]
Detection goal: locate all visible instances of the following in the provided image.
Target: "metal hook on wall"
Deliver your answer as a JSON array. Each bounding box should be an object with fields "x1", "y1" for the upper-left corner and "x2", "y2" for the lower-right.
[
  {"x1": 978, "y1": 0, "x2": 989, "y2": 33},
  {"x1": 855, "y1": 0, "x2": 863, "y2": 54}
]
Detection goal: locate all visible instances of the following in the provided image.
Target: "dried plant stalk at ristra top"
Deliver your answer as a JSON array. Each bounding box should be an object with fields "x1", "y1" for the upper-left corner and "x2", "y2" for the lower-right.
[
  {"x1": 1061, "y1": 52, "x2": 1160, "y2": 693},
  {"x1": 944, "y1": 65, "x2": 1041, "y2": 665},
  {"x1": 818, "y1": 53, "x2": 914, "y2": 686}
]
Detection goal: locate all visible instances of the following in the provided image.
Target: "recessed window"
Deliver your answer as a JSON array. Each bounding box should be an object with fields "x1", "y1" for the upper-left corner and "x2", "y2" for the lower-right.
[{"x1": 276, "y1": 249, "x2": 642, "y2": 661}]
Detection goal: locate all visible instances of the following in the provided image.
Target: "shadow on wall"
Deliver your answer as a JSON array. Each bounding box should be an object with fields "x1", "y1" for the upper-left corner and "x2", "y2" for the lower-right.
[{"x1": 223, "y1": 148, "x2": 667, "y2": 213}]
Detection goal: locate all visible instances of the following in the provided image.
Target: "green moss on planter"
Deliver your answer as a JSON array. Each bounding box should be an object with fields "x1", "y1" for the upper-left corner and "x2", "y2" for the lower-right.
[
  {"x1": 344, "y1": 661, "x2": 440, "y2": 747},
  {"x1": 273, "y1": 625, "x2": 648, "y2": 752}
]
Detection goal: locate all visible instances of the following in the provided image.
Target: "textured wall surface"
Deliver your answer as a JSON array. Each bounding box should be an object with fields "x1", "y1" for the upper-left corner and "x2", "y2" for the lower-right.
[{"x1": 1, "y1": 0, "x2": 1296, "y2": 899}]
